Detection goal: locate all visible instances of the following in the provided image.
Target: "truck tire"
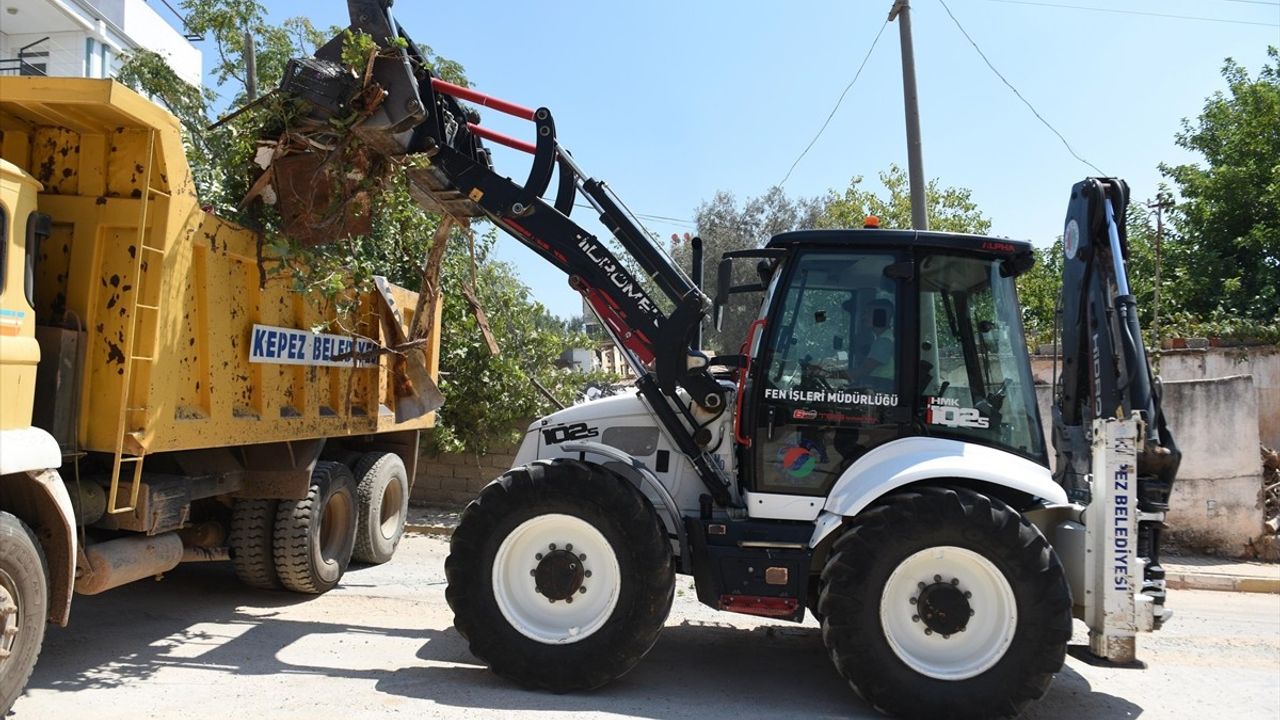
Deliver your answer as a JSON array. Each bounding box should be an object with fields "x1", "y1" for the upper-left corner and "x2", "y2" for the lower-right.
[
  {"x1": 0, "y1": 512, "x2": 48, "y2": 715},
  {"x1": 273, "y1": 461, "x2": 358, "y2": 594},
  {"x1": 229, "y1": 500, "x2": 281, "y2": 590},
  {"x1": 352, "y1": 452, "x2": 409, "y2": 565},
  {"x1": 445, "y1": 459, "x2": 674, "y2": 692},
  {"x1": 819, "y1": 487, "x2": 1072, "y2": 720}
]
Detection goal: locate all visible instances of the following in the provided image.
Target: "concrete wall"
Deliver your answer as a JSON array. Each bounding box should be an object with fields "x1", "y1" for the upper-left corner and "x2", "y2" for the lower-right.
[
  {"x1": 1032, "y1": 344, "x2": 1279, "y2": 448},
  {"x1": 1036, "y1": 374, "x2": 1264, "y2": 556}
]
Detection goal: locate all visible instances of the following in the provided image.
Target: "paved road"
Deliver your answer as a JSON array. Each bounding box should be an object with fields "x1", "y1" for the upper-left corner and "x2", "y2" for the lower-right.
[{"x1": 10, "y1": 532, "x2": 1280, "y2": 719}]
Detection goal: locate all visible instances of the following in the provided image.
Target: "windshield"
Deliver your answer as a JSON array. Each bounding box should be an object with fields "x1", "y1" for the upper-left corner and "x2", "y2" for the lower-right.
[{"x1": 917, "y1": 253, "x2": 1045, "y2": 463}]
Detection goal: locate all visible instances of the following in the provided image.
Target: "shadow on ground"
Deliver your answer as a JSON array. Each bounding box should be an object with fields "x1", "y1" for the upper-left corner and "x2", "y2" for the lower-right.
[{"x1": 25, "y1": 561, "x2": 1144, "y2": 720}]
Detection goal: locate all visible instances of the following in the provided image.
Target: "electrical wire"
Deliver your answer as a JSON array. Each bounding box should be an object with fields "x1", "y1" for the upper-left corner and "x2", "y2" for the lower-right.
[
  {"x1": 938, "y1": 0, "x2": 1107, "y2": 176},
  {"x1": 981, "y1": 0, "x2": 1280, "y2": 27},
  {"x1": 779, "y1": 19, "x2": 891, "y2": 188}
]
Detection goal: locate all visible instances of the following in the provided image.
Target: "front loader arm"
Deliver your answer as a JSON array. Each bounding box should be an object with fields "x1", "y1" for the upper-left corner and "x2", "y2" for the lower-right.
[{"x1": 274, "y1": 0, "x2": 736, "y2": 506}]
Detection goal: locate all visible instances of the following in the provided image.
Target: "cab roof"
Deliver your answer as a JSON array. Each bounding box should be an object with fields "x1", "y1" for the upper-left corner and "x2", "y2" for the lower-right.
[{"x1": 766, "y1": 229, "x2": 1033, "y2": 257}]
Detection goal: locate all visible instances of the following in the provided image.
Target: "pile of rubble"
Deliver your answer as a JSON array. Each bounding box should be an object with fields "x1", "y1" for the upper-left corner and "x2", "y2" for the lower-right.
[{"x1": 1246, "y1": 445, "x2": 1280, "y2": 561}]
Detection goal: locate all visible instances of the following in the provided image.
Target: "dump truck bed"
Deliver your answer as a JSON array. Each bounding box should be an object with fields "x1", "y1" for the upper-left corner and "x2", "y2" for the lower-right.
[{"x1": 0, "y1": 77, "x2": 439, "y2": 457}]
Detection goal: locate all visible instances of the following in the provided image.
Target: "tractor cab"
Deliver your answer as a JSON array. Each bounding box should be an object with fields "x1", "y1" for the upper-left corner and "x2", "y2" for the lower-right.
[{"x1": 724, "y1": 229, "x2": 1045, "y2": 503}]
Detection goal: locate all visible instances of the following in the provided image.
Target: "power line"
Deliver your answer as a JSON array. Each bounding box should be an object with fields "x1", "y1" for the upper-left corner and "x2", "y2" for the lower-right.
[
  {"x1": 981, "y1": 0, "x2": 1280, "y2": 27},
  {"x1": 1216, "y1": 0, "x2": 1280, "y2": 6},
  {"x1": 938, "y1": 0, "x2": 1106, "y2": 175},
  {"x1": 778, "y1": 19, "x2": 891, "y2": 188}
]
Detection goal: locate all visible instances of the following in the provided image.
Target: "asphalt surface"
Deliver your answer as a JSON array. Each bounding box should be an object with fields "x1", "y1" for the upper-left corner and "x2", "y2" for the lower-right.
[{"x1": 10, "y1": 532, "x2": 1280, "y2": 719}]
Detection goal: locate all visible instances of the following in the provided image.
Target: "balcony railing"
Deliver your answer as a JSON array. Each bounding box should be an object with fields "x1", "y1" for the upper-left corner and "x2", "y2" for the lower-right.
[{"x1": 0, "y1": 59, "x2": 47, "y2": 77}]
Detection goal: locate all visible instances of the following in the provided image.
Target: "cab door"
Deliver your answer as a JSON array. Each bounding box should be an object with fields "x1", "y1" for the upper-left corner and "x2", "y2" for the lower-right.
[
  {"x1": 0, "y1": 165, "x2": 43, "y2": 431},
  {"x1": 746, "y1": 250, "x2": 910, "y2": 502}
]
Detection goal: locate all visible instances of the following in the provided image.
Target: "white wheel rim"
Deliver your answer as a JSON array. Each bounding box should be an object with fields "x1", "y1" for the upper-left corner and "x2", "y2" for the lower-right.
[
  {"x1": 492, "y1": 513, "x2": 622, "y2": 645},
  {"x1": 879, "y1": 546, "x2": 1017, "y2": 681}
]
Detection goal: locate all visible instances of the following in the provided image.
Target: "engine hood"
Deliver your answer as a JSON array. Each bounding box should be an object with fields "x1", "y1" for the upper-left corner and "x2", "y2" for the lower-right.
[{"x1": 530, "y1": 390, "x2": 650, "y2": 430}]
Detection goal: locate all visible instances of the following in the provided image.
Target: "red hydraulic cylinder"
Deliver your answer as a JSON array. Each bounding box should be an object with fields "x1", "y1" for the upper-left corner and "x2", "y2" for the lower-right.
[{"x1": 430, "y1": 77, "x2": 536, "y2": 121}]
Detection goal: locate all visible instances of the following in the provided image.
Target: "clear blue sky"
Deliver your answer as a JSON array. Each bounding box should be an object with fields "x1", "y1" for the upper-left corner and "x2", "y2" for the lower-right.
[{"x1": 199, "y1": 0, "x2": 1278, "y2": 320}]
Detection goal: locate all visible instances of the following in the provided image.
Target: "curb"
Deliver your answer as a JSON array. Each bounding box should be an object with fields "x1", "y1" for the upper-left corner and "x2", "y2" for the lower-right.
[
  {"x1": 405, "y1": 523, "x2": 455, "y2": 538},
  {"x1": 1166, "y1": 572, "x2": 1280, "y2": 594},
  {"x1": 404, "y1": 522, "x2": 1280, "y2": 594}
]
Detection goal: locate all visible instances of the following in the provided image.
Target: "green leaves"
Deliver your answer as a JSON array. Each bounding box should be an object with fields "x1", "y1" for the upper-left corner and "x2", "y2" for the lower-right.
[
  {"x1": 1159, "y1": 46, "x2": 1280, "y2": 323},
  {"x1": 818, "y1": 164, "x2": 992, "y2": 235}
]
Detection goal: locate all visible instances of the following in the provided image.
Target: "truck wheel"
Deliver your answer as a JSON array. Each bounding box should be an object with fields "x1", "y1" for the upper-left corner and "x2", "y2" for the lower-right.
[
  {"x1": 351, "y1": 452, "x2": 409, "y2": 565},
  {"x1": 445, "y1": 459, "x2": 674, "y2": 692},
  {"x1": 0, "y1": 512, "x2": 48, "y2": 715},
  {"x1": 819, "y1": 487, "x2": 1072, "y2": 720},
  {"x1": 230, "y1": 499, "x2": 281, "y2": 590},
  {"x1": 273, "y1": 461, "x2": 358, "y2": 594}
]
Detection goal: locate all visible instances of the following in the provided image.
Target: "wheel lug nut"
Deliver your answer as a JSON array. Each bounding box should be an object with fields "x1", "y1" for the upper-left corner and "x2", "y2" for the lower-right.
[
  {"x1": 942, "y1": 633, "x2": 951, "y2": 640},
  {"x1": 536, "y1": 553, "x2": 543, "y2": 561},
  {"x1": 934, "y1": 575, "x2": 942, "y2": 583},
  {"x1": 585, "y1": 570, "x2": 592, "y2": 578},
  {"x1": 530, "y1": 569, "x2": 536, "y2": 576},
  {"x1": 918, "y1": 582, "x2": 926, "y2": 590},
  {"x1": 579, "y1": 553, "x2": 586, "y2": 561},
  {"x1": 566, "y1": 544, "x2": 573, "y2": 551},
  {"x1": 909, "y1": 597, "x2": 917, "y2": 605},
  {"x1": 964, "y1": 591, "x2": 972, "y2": 598},
  {"x1": 565, "y1": 596, "x2": 573, "y2": 604},
  {"x1": 950, "y1": 578, "x2": 959, "y2": 586},
  {"x1": 549, "y1": 543, "x2": 557, "y2": 550},
  {"x1": 970, "y1": 609, "x2": 976, "y2": 616},
  {"x1": 912, "y1": 615, "x2": 920, "y2": 623},
  {"x1": 579, "y1": 587, "x2": 587, "y2": 594},
  {"x1": 924, "y1": 628, "x2": 933, "y2": 635}
]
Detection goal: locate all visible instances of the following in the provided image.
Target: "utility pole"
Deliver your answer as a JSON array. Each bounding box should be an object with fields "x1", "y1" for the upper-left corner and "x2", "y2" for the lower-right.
[
  {"x1": 244, "y1": 31, "x2": 258, "y2": 101},
  {"x1": 1147, "y1": 194, "x2": 1174, "y2": 352},
  {"x1": 889, "y1": 0, "x2": 928, "y2": 230}
]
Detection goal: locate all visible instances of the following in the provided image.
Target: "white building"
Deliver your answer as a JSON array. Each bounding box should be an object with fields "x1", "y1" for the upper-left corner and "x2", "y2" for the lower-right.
[{"x1": 0, "y1": 0, "x2": 201, "y2": 86}]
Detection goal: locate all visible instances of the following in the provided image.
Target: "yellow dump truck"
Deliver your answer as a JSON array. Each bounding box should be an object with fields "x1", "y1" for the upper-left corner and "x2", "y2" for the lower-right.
[{"x1": 0, "y1": 77, "x2": 441, "y2": 710}]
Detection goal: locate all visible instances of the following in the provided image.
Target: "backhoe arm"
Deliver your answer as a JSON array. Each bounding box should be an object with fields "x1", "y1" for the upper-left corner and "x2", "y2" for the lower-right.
[{"x1": 1053, "y1": 177, "x2": 1181, "y2": 613}]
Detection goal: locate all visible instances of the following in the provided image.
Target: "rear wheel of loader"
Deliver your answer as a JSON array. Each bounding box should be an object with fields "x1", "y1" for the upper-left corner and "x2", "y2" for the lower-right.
[
  {"x1": 230, "y1": 499, "x2": 280, "y2": 590},
  {"x1": 273, "y1": 461, "x2": 358, "y2": 594},
  {"x1": 0, "y1": 512, "x2": 48, "y2": 715},
  {"x1": 351, "y1": 452, "x2": 409, "y2": 565},
  {"x1": 819, "y1": 487, "x2": 1072, "y2": 720},
  {"x1": 445, "y1": 459, "x2": 674, "y2": 692}
]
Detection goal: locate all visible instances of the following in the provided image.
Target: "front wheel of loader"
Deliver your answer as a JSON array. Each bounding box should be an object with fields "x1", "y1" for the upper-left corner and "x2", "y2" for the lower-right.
[
  {"x1": 819, "y1": 487, "x2": 1072, "y2": 720},
  {"x1": 273, "y1": 461, "x2": 358, "y2": 594},
  {"x1": 0, "y1": 512, "x2": 48, "y2": 715},
  {"x1": 445, "y1": 459, "x2": 674, "y2": 692}
]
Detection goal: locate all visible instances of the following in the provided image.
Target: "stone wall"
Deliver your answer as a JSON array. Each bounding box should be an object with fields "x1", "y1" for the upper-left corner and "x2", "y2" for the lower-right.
[
  {"x1": 1032, "y1": 344, "x2": 1279, "y2": 448},
  {"x1": 1036, "y1": 374, "x2": 1264, "y2": 556},
  {"x1": 411, "y1": 436, "x2": 522, "y2": 507}
]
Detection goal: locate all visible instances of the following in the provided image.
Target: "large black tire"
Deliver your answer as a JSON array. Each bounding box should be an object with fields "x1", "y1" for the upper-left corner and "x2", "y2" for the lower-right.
[
  {"x1": 819, "y1": 487, "x2": 1072, "y2": 720},
  {"x1": 229, "y1": 499, "x2": 280, "y2": 590},
  {"x1": 0, "y1": 512, "x2": 48, "y2": 715},
  {"x1": 445, "y1": 459, "x2": 674, "y2": 692},
  {"x1": 273, "y1": 461, "x2": 358, "y2": 594},
  {"x1": 352, "y1": 452, "x2": 409, "y2": 565}
]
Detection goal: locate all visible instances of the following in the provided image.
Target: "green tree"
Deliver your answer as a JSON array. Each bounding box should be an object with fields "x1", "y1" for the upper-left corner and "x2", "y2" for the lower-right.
[
  {"x1": 1160, "y1": 47, "x2": 1280, "y2": 322},
  {"x1": 818, "y1": 164, "x2": 992, "y2": 234},
  {"x1": 679, "y1": 187, "x2": 825, "y2": 353}
]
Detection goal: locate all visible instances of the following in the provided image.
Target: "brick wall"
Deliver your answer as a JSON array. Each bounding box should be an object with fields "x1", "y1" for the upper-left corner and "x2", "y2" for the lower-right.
[{"x1": 411, "y1": 436, "x2": 522, "y2": 507}]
